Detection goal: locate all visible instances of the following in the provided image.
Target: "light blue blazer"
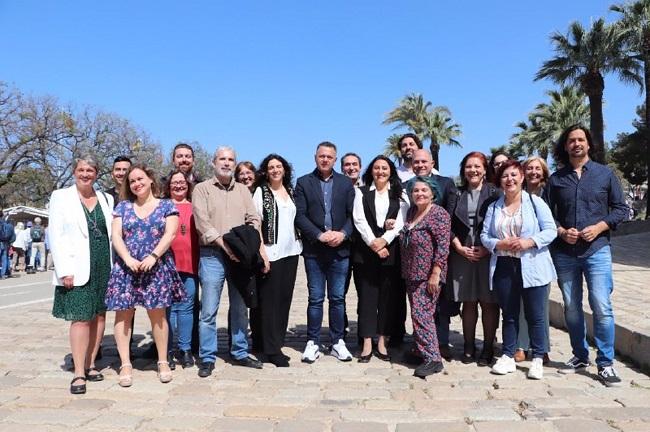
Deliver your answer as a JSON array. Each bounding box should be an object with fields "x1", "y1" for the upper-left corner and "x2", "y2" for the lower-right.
[{"x1": 480, "y1": 191, "x2": 557, "y2": 290}]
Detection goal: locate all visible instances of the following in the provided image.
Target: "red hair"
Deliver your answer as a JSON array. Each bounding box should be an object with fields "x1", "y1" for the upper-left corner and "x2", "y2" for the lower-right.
[{"x1": 459, "y1": 151, "x2": 488, "y2": 189}]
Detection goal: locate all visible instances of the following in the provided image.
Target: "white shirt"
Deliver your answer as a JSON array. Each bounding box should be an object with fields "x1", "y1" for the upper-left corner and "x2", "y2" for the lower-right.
[
  {"x1": 353, "y1": 183, "x2": 409, "y2": 247},
  {"x1": 397, "y1": 164, "x2": 415, "y2": 183},
  {"x1": 253, "y1": 187, "x2": 303, "y2": 262}
]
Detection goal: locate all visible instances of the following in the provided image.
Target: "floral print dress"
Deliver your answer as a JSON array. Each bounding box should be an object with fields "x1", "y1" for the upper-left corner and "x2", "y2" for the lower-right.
[{"x1": 105, "y1": 199, "x2": 185, "y2": 310}]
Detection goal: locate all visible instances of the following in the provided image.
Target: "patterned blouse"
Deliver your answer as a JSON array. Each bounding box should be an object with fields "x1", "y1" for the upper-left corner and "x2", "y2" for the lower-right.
[
  {"x1": 494, "y1": 205, "x2": 523, "y2": 258},
  {"x1": 399, "y1": 204, "x2": 451, "y2": 282}
]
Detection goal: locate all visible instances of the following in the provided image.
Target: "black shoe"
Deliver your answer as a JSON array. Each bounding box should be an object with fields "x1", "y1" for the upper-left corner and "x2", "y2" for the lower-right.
[
  {"x1": 267, "y1": 354, "x2": 290, "y2": 367},
  {"x1": 598, "y1": 366, "x2": 622, "y2": 387},
  {"x1": 477, "y1": 349, "x2": 494, "y2": 367},
  {"x1": 462, "y1": 343, "x2": 476, "y2": 364},
  {"x1": 231, "y1": 356, "x2": 263, "y2": 369},
  {"x1": 197, "y1": 361, "x2": 215, "y2": 378},
  {"x1": 373, "y1": 349, "x2": 391, "y2": 362},
  {"x1": 439, "y1": 344, "x2": 452, "y2": 362},
  {"x1": 358, "y1": 353, "x2": 372, "y2": 363},
  {"x1": 177, "y1": 350, "x2": 195, "y2": 368},
  {"x1": 84, "y1": 367, "x2": 104, "y2": 382},
  {"x1": 70, "y1": 376, "x2": 87, "y2": 394},
  {"x1": 414, "y1": 360, "x2": 444, "y2": 378},
  {"x1": 167, "y1": 353, "x2": 176, "y2": 371}
]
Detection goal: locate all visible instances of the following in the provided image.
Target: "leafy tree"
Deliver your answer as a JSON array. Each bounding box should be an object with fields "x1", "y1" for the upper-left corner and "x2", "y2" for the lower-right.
[
  {"x1": 382, "y1": 133, "x2": 404, "y2": 162},
  {"x1": 610, "y1": 105, "x2": 650, "y2": 218},
  {"x1": 160, "y1": 140, "x2": 213, "y2": 181},
  {"x1": 510, "y1": 87, "x2": 590, "y2": 161},
  {"x1": 611, "y1": 0, "x2": 650, "y2": 217},
  {"x1": 383, "y1": 93, "x2": 461, "y2": 167},
  {"x1": 535, "y1": 18, "x2": 642, "y2": 163}
]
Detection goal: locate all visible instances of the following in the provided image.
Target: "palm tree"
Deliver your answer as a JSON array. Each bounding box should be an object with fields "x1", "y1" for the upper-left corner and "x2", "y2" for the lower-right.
[
  {"x1": 510, "y1": 87, "x2": 590, "y2": 161},
  {"x1": 383, "y1": 133, "x2": 404, "y2": 162},
  {"x1": 535, "y1": 18, "x2": 642, "y2": 163},
  {"x1": 383, "y1": 93, "x2": 462, "y2": 167},
  {"x1": 611, "y1": 0, "x2": 650, "y2": 217}
]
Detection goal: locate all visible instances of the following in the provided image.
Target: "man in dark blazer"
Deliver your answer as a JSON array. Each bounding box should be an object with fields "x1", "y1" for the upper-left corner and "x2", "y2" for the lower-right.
[{"x1": 295, "y1": 141, "x2": 355, "y2": 364}]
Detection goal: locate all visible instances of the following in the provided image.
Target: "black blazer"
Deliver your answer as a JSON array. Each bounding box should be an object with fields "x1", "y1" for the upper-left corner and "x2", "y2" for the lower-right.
[
  {"x1": 223, "y1": 224, "x2": 263, "y2": 308},
  {"x1": 351, "y1": 186, "x2": 401, "y2": 266},
  {"x1": 431, "y1": 174, "x2": 458, "y2": 216},
  {"x1": 294, "y1": 169, "x2": 355, "y2": 258},
  {"x1": 450, "y1": 183, "x2": 500, "y2": 247}
]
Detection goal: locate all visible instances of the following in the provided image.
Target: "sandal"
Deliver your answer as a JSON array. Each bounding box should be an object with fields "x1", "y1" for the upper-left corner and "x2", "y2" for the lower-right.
[
  {"x1": 85, "y1": 366, "x2": 104, "y2": 382},
  {"x1": 70, "y1": 376, "x2": 87, "y2": 394},
  {"x1": 118, "y1": 363, "x2": 133, "y2": 387},
  {"x1": 157, "y1": 361, "x2": 173, "y2": 384}
]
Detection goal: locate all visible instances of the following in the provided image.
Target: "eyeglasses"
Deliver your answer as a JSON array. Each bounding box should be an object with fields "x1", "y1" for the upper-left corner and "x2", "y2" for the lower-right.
[{"x1": 170, "y1": 181, "x2": 187, "y2": 186}]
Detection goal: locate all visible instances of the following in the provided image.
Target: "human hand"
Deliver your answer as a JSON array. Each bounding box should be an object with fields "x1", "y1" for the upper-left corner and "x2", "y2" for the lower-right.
[
  {"x1": 561, "y1": 228, "x2": 580, "y2": 245},
  {"x1": 510, "y1": 238, "x2": 536, "y2": 252},
  {"x1": 370, "y1": 238, "x2": 387, "y2": 252},
  {"x1": 384, "y1": 219, "x2": 396, "y2": 230},
  {"x1": 427, "y1": 273, "x2": 441, "y2": 295},
  {"x1": 472, "y1": 246, "x2": 489, "y2": 259},
  {"x1": 580, "y1": 225, "x2": 603, "y2": 243},
  {"x1": 261, "y1": 256, "x2": 271, "y2": 274},
  {"x1": 125, "y1": 257, "x2": 141, "y2": 273},
  {"x1": 377, "y1": 248, "x2": 389, "y2": 259},
  {"x1": 139, "y1": 255, "x2": 157, "y2": 272},
  {"x1": 216, "y1": 237, "x2": 240, "y2": 262},
  {"x1": 326, "y1": 231, "x2": 346, "y2": 247},
  {"x1": 62, "y1": 275, "x2": 74, "y2": 290},
  {"x1": 319, "y1": 230, "x2": 335, "y2": 243}
]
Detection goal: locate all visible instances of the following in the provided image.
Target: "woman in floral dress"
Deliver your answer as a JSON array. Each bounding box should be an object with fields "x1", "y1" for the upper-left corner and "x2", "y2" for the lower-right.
[
  {"x1": 106, "y1": 163, "x2": 184, "y2": 387},
  {"x1": 400, "y1": 176, "x2": 451, "y2": 378}
]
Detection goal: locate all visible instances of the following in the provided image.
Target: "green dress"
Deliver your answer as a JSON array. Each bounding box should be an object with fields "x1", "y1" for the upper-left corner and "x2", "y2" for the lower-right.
[{"x1": 52, "y1": 204, "x2": 111, "y2": 321}]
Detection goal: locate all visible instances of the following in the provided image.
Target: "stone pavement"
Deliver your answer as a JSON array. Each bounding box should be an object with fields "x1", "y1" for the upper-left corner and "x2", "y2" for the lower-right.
[
  {"x1": 548, "y1": 232, "x2": 650, "y2": 372},
  {"x1": 1, "y1": 235, "x2": 650, "y2": 431}
]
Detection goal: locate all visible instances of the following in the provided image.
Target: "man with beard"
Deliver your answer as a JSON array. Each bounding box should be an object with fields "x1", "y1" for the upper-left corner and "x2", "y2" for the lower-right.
[
  {"x1": 410, "y1": 149, "x2": 458, "y2": 360},
  {"x1": 106, "y1": 156, "x2": 132, "y2": 203},
  {"x1": 192, "y1": 146, "x2": 264, "y2": 377},
  {"x1": 161, "y1": 143, "x2": 203, "y2": 189},
  {"x1": 395, "y1": 134, "x2": 440, "y2": 182},
  {"x1": 546, "y1": 125, "x2": 628, "y2": 387}
]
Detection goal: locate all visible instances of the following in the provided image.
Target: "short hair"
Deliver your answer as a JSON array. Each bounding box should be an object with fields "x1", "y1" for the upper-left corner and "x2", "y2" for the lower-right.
[
  {"x1": 173, "y1": 142, "x2": 194, "y2": 157},
  {"x1": 523, "y1": 156, "x2": 550, "y2": 189},
  {"x1": 459, "y1": 151, "x2": 489, "y2": 189},
  {"x1": 213, "y1": 146, "x2": 237, "y2": 162},
  {"x1": 316, "y1": 141, "x2": 337, "y2": 152},
  {"x1": 495, "y1": 159, "x2": 524, "y2": 185},
  {"x1": 254, "y1": 154, "x2": 294, "y2": 191},
  {"x1": 163, "y1": 169, "x2": 194, "y2": 201},
  {"x1": 235, "y1": 161, "x2": 256, "y2": 182},
  {"x1": 340, "y1": 152, "x2": 362, "y2": 170},
  {"x1": 398, "y1": 133, "x2": 423, "y2": 150},
  {"x1": 405, "y1": 175, "x2": 440, "y2": 202},
  {"x1": 73, "y1": 154, "x2": 99, "y2": 173},
  {"x1": 113, "y1": 156, "x2": 132, "y2": 167},
  {"x1": 120, "y1": 163, "x2": 161, "y2": 201},
  {"x1": 554, "y1": 124, "x2": 595, "y2": 167},
  {"x1": 361, "y1": 155, "x2": 403, "y2": 201}
]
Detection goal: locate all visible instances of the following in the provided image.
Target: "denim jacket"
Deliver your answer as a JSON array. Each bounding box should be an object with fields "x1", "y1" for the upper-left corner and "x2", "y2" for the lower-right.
[{"x1": 480, "y1": 191, "x2": 557, "y2": 290}]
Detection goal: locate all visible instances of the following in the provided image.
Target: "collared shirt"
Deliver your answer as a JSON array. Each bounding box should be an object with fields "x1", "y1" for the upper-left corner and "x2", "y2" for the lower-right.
[
  {"x1": 546, "y1": 159, "x2": 628, "y2": 258},
  {"x1": 192, "y1": 176, "x2": 260, "y2": 246},
  {"x1": 318, "y1": 171, "x2": 334, "y2": 231},
  {"x1": 397, "y1": 164, "x2": 415, "y2": 183},
  {"x1": 353, "y1": 183, "x2": 409, "y2": 247}
]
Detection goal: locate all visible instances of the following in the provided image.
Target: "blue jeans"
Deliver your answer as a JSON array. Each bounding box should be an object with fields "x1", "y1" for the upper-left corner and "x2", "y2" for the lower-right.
[
  {"x1": 0, "y1": 242, "x2": 8, "y2": 277},
  {"x1": 494, "y1": 257, "x2": 547, "y2": 359},
  {"x1": 553, "y1": 245, "x2": 615, "y2": 367},
  {"x1": 167, "y1": 272, "x2": 197, "y2": 352},
  {"x1": 516, "y1": 284, "x2": 551, "y2": 352},
  {"x1": 198, "y1": 247, "x2": 249, "y2": 363},
  {"x1": 304, "y1": 256, "x2": 348, "y2": 345}
]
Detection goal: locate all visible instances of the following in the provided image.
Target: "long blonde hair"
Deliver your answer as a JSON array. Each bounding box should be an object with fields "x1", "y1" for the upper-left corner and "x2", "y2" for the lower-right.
[{"x1": 523, "y1": 156, "x2": 550, "y2": 191}]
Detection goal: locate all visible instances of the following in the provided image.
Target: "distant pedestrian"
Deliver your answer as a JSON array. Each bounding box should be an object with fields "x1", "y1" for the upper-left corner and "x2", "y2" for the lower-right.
[{"x1": 28, "y1": 217, "x2": 46, "y2": 272}]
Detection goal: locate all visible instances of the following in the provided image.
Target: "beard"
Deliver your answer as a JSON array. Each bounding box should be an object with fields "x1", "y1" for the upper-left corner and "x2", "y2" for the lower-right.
[{"x1": 215, "y1": 166, "x2": 233, "y2": 178}]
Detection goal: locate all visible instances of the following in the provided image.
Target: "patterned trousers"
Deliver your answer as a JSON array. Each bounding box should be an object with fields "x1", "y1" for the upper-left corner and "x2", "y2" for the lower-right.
[{"x1": 406, "y1": 280, "x2": 441, "y2": 362}]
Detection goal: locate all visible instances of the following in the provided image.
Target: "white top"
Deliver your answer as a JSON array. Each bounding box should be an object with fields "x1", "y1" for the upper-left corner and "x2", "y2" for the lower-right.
[
  {"x1": 253, "y1": 187, "x2": 303, "y2": 262},
  {"x1": 12, "y1": 228, "x2": 27, "y2": 249},
  {"x1": 397, "y1": 164, "x2": 415, "y2": 183},
  {"x1": 495, "y1": 206, "x2": 523, "y2": 258},
  {"x1": 353, "y1": 183, "x2": 409, "y2": 247}
]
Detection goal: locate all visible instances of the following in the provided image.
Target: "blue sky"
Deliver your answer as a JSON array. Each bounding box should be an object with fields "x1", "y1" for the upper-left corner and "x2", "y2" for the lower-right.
[{"x1": 0, "y1": 1, "x2": 642, "y2": 177}]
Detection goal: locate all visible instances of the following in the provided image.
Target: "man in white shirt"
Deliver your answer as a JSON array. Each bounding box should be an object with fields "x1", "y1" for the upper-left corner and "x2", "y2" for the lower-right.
[{"x1": 397, "y1": 134, "x2": 439, "y2": 182}]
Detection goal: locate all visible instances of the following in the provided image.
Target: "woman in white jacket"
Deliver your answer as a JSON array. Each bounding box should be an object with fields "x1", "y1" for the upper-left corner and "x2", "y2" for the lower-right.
[{"x1": 49, "y1": 155, "x2": 113, "y2": 395}]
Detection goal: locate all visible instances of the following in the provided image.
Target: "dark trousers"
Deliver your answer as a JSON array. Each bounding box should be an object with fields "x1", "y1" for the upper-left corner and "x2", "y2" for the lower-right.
[
  {"x1": 389, "y1": 278, "x2": 407, "y2": 342},
  {"x1": 355, "y1": 263, "x2": 397, "y2": 338},
  {"x1": 258, "y1": 255, "x2": 299, "y2": 355},
  {"x1": 494, "y1": 256, "x2": 547, "y2": 359}
]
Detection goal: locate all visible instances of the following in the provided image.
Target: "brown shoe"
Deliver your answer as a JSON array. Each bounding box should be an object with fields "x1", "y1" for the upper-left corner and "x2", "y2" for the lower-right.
[
  {"x1": 543, "y1": 353, "x2": 550, "y2": 366},
  {"x1": 514, "y1": 349, "x2": 526, "y2": 362}
]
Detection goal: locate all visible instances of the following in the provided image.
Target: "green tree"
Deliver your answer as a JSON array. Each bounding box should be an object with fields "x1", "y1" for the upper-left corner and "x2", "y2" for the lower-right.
[
  {"x1": 383, "y1": 93, "x2": 461, "y2": 167},
  {"x1": 611, "y1": 0, "x2": 650, "y2": 217},
  {"x1": 382, "y1": 133, "x2": 404, "y2": 162},
  {"x1": 535, "y1": 18, "x2": 642, "y2": 163},
  {"x1": 510, "y1": 87, "x2": 590, "y2": 161}
]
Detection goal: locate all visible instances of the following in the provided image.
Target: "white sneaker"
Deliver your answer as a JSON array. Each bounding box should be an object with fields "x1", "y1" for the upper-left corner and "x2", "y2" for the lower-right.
[
  {"x1": 330, "y1": 339, "x2": 353, "y2": 362},
  {"x1": 301, "y1": 340, "x2": 320, "y2": 363},
  {"x1": 527, "y1": 357, "x2": 544, "y2": 380},
  {"x1": 491, "y1": 354, "x2": 516, "y2": 375}
]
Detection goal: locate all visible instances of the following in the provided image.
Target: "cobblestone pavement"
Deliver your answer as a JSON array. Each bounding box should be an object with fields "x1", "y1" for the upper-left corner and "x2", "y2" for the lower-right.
[{"x1": 1, "y1": 238, "x2": 650, "y2": 431}]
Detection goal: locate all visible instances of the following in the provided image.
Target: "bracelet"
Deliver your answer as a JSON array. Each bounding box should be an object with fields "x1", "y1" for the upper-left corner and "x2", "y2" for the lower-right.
[{"x1": 149, "y1": 252, "x2": 160, "y2": 261}]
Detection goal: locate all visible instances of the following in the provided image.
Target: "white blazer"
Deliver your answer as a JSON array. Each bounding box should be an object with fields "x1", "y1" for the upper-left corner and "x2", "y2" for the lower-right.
[{"x1": 49, "y1": 184, "x2": 114, "y2": 287}]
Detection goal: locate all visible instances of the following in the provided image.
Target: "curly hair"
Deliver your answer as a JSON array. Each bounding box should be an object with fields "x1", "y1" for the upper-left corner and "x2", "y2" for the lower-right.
[
  {"x1": 254, "y1": 154, "x2": 294, "y2": 191},
  {"x1": 361, "y1": 155, "x2": 403, "y2": 201}
]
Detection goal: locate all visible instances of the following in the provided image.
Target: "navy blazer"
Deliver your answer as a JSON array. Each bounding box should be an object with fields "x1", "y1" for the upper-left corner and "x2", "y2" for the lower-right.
[
  {"x1": 431, "y1": 174, "x2": 458, "y2": 216},
  {"x1": 294, "y1": 169, "x2": 355, "y2": 258}
]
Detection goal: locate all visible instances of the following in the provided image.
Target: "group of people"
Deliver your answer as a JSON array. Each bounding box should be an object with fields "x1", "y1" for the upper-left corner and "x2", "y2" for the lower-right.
[
  {"x1": 0, "y1": 214, "x2": 50, "y2": 278},
  {"x1": 42, "y1": 123, "x2": 628, "y2": 395}
]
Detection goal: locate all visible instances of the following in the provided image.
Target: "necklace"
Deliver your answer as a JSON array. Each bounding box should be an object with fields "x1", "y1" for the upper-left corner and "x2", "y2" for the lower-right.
[{"x1": 82, "y1": 204, "x2": 103, "y2": 239}]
